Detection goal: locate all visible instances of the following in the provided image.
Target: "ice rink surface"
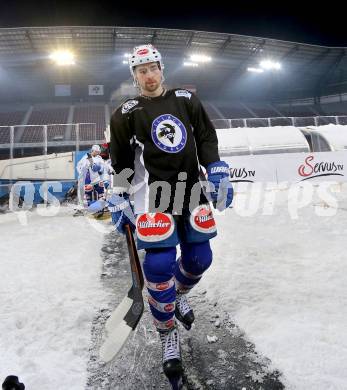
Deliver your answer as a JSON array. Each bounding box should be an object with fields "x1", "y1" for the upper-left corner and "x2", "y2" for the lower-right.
[{"x1": 1, "y1": 182, "x2": 346, "y2": 389}]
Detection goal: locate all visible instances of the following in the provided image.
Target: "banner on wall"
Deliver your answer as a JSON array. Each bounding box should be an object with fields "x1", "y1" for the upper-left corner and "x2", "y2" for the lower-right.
[
  {"x1": 88, "y1": 85, "x2": 104, "y2": 96},
  {"x1": 223, "y1": 155, "x2": 277, "y2": 183},
  {"x1": 277, "y1": 152, "x2": 346, "y2": 183},
  {"x1": 55, "y1": 84, "x2": 71, "y2": 96},
  {"x1": 225, "y1": 152, "x2": 346, "y2": 184}
]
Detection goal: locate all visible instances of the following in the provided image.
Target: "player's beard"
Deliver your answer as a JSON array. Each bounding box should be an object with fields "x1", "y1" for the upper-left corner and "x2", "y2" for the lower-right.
[{"x1": 144, "y1": 79, "x2": 160, "y2": 93}]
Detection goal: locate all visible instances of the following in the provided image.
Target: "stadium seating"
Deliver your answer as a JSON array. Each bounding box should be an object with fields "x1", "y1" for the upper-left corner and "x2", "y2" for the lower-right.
[
  {"x1": 71, "y1": 105, "x2": 106, "y2": 141},
  {"x1": 320, "y1": 102, "x2": 347, "y2": 116},
  {"x1": 0, "y1": 111, "x2": 26, "y2": 143},
  {"x1": 274, "y1": 105, "x2": 316, "y2": 117},
  {"x1": 1, "y1": 99, "x2": 347, "y2": 147},
  {"x1": 20, "y1": 107, "x2": 69, "y2": 143},
  {"x1": 218, "y1": 104, "x2": 251, "y2": 119},
  {"x1": 246, "y1": 103, "x2": 279, "y2": 118}
]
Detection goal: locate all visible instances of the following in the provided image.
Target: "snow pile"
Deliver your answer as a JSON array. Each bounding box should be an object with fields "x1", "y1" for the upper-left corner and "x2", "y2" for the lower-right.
[{"x1": 0, "y1": 208, "x2": 106, "y2": 389}]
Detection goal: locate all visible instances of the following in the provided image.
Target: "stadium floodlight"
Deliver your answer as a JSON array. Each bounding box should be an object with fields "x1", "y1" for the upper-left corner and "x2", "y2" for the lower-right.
[
  {"x1": 122, "y1": 60, "x2": 128, "y2": 64},
  {"x1": 49, "y1": 50, "x2": 75, "y2": 66},
  {"x1": 259, "y1": 60, "x2": 281, "y2": 70},
  {"x1": 190, "y1": 54, "x2": 212, "y2": 63},
  {"x1": 247, "y1": 67, "x2": 264, "y2": 73},
  {"x1": 123, "y1": 53, "x2": 131, "y2": 58},
  {"x1": 183, "y1": 62, "x2": 199, "y2": 67}
]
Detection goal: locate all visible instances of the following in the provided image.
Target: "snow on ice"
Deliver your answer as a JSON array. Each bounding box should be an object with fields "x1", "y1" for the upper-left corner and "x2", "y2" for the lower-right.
[
  {"x1": 204, "y1": 182, "x2": 347, "y2": 390},
  {"x1": 1, "y1": 181, "x2": 347, "y2": 389},
  {"x1": 0, "y1": 208, "x2": 107, "y2": 389}
]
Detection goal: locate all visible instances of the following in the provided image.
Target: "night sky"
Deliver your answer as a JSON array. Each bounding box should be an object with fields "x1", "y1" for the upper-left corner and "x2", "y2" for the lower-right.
[{"x1": 0, "y1": 0, "x2": 345, "y2": 47}]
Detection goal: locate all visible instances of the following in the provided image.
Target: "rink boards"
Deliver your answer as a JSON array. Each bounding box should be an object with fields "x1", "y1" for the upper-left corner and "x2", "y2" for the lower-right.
[{"x1": 0, "y1": 150, "x2": 86, "y2": 201}]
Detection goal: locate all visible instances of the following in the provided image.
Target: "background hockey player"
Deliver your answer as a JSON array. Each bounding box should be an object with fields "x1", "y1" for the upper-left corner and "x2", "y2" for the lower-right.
[
  {"x1": 76, "y1": 144, "x2": 106, "y2": 207},
  {"x1": 99, "y1": 142, "x2": 114, "y2": 190},
  {"x1": 108, "y1": 44, "x2": 233, "y2": 382}
]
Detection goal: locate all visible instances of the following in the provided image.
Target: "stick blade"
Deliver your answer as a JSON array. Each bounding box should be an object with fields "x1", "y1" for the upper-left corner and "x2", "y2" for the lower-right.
[
  {"x1": 105, "y1": 293, "x2": 133, "y2": 332},
  {"x1": 99, "y1": 320, "x2": 133, "y2": 362},
  {"x1": 99, "y1": 226, "x2": 144, "y2": 363},
  {"x1": 87, "y1": 199, "x2": 108, "y2": 213},
  {"x1": 100, "y1": 287, "x2": 143, "y2": 362}
]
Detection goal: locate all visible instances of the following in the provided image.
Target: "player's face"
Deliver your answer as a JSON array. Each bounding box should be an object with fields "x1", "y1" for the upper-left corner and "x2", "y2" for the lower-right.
[{"x1": 135, "y1": 62, "x2": 162, "y2": 94}]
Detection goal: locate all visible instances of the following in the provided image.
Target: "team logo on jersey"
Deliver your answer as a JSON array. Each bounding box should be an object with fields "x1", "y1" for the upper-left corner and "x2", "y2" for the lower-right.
[
  {"x1": 121, "y1": 100, "x2": 139, "y2": 114},
  {"x1": 151, "y1": 114, "x2": 187, "y2": 153},
  {"x1": 136, "y1": 213, "x2": 175, "y2": 242},
  {"x1": 175, "y1": 90, "x2": 192, "y2": 99},
  {"x1": 190, "y1": 204, "x2": 217, "y2": 234}
]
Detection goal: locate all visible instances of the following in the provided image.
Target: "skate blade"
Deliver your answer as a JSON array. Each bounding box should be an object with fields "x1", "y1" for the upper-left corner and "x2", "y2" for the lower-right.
[
  {"x1": 175, "y1": 312, "x2": 193, "y2": 331},
  {"x1": 167, "y1": 374, "x2": 184, "y2": 390}
]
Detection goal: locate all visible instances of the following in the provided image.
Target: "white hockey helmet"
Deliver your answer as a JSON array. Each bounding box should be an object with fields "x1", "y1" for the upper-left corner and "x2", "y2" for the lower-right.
[
  {"x1": 91, "y1": 144, "x2": 101, "y2": 153},
  {"x1": 128, "y1": 44, "x2": 164, "y2": 82}
]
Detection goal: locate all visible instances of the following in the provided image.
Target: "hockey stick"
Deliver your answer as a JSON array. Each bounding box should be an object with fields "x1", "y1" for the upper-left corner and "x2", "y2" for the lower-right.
[
  {"x1": 199, "y1": 167, "x2": 217, "y2": 209},
  {"x1": 99, "y1": 225, "x2": 144, "y2": 362}
]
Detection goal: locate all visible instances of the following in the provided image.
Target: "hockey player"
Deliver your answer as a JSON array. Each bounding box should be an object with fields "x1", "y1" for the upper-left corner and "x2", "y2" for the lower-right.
[
  {"x1": 76, "y1": 144, "x2": 106, "y2": 207},
  {"x1": 108, "y1": 44, "x2": 233, "y2": 382},
  {"x1": 99, "y1": 142, "x2": 114, "y2": 190}
]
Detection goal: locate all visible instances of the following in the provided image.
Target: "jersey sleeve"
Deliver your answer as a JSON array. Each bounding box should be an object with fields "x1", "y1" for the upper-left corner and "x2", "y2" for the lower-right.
[
  {"x1": 185, "y1": 92, "x2": 220, "y2": 168},
  {"x1": 109, "y1": 106, "x2": 135, "y2": 190},
  {"x1": 93, "y1": 155, "x2": 105, "y2": 174},
  {"x1": 76, "y1": 155, "x2": 89, "y2": 175}
]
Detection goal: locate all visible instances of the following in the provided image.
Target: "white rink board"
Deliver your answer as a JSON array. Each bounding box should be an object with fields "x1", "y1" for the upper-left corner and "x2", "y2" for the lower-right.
[
  {"x1": 224, "y1": 151, "x2": 347, "y2": 184},
  {"x1": 0, "y1": 152, "x2": 75, "y2": 180}
]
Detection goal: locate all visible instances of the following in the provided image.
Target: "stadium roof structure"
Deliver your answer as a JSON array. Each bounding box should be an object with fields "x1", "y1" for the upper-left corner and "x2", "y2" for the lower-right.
[{"x1": 0, "y1": 26, "x2": 346, "y2": 100}]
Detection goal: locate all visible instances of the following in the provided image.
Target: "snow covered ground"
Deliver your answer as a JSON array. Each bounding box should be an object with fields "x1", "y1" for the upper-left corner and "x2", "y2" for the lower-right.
[
  {"x1": 204, "y1": 182, "x2": 347, "y2": 390},
  {"x1": 0, "y1": 208, "x2": 107, "y2": 389},
  {"x1": 1, "y1": 181, "x2": 347, "y2": 389}
]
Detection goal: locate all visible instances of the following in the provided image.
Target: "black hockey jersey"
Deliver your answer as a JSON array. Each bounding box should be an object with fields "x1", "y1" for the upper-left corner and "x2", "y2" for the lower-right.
[{"x1": 110, "y1": 88, "x2": 220, "y2": 214}]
